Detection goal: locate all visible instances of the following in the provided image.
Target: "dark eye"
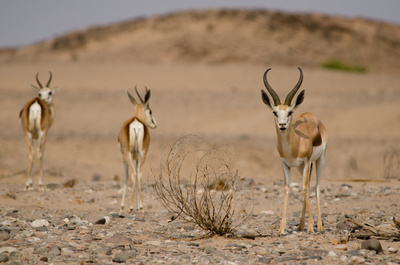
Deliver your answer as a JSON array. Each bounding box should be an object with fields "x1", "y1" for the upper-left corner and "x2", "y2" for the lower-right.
[
  {"x1": 49, "y1": 91, "x2": 52, "y2": 96},
  {"x1": 273, "y1": 111, "x2": 278, "y2": 117},
  {"x1": 288, "y1": 111, "x2": 293, "y2": 116},
  {"x1": 149, "y1": 110, "x2": 152, "y2": 115}
]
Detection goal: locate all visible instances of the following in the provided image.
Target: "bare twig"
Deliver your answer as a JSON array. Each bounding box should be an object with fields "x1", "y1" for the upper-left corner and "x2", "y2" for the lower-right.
[{"x1": 152, "y1": 135, "x2": 253, "y2": 235}]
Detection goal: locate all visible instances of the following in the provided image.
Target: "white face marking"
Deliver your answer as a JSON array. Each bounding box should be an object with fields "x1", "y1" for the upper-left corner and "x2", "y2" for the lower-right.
[
  {"x1": 145, "y1": 108, "x2": 157, "y2": 129},
  {"x1": 272, "y1": 106, "x2": 294, "y2": 131},
  {"x1": 38, "y1": 88, "x2": 54, "y2": 104}
]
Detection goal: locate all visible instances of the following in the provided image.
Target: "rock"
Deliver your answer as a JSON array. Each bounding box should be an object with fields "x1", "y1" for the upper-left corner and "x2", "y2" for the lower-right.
[
  {"x1": 0, "y1": 247, "x2": 17, "y2": 254},
  {"x1": 336, "y1": 220, "x2": 351, "y2": 231},
  {"x1": 241, "y1": 232, "x2": 256, "y2": 240},
  {"x1": 33, "y1": 247, "x2": 48, "y2": 254},
  {"x1": 35, "y1": 226, "x2": 48, "y2": 232},
  {"x1": 105, "y1": 248, "x2": 113, "y2": 255},
  {"x1": 361, "y1": 239, "x2": 383, "y2": 254},
  {"x1": 350, "y1": 255, "x2": 365, "y2": 264},
  {"x1": 110, "y1": 212, "x2": 125, "y2": 219},
  {"x1": 327, "y1": 251, "x2": 338, "y2": 257},
  {"x1": 360, "y1": 248, "x2": 378, "y2": 258},
  {"x1": 254, "y1": 248, "x2": 267, "y2": 256},
  {"x1": 260, "y1": 210, "x2": 274, "y2": 215},
  {"x1": 258, "y1": 257, "x2": 272, "y2": 264},
  {"x1": 334, "y1": 244, "x2": 347, "y2": 251},
  {"x1": 0, "y1": 220, "x2": 13, "y2": 227},
  {"x1": 112, "y1": 251, "x2": 135, "y2": 263},
  {"x1": 48, "y1": 245, "x2": 61, "y2": 256},
  {"x1": 94, "y1": 216, "x2": 109, "y2": 225},
  {"x1": 107, "y1": 234, "x2": 132, "y2": 245},
  {"x1": 31, "y1": 219, "x2": 50, "y2": 228},
  {"x1": 40, "y1": 256, "x2": 49, "y2": 262},
  {"x1": 0, "y1": 230, "x2": 10, "y2": 241},
  {"x1": 345, "y1": 250, "x2": 360, "y2": 257},
  {"x1": 388, "y1": 247, "x2": 398, "y2": 254},
  {"x1": 0, "y1": 254, "x2": 8, "y2": 263},
  {"x1": 204, "y1": 246, "x2": 216, "y2": 254}
]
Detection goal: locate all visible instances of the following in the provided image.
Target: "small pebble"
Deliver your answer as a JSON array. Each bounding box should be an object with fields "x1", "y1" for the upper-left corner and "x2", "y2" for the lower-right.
[
  {"x1": 388, "y1": 247, "x2": 398, "y2": 254},
  {"x1": 334, "y1": 244, "x2": 347, "y2": 251}
]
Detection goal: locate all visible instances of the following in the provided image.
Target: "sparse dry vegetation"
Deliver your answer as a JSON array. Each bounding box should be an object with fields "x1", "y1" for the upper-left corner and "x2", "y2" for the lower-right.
[
  {"x1": 152, "y1": 136, "x2": 252, "y2": 236},
  {"x1": 384, "y1": 148, "x2": 400, "y2": 179}
]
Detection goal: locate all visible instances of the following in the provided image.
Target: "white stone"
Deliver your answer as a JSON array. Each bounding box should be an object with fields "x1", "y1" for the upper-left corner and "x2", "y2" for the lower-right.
[
  {"x1": 327, "y1": 251, "x2": 337, "y2": 257},
  {"x1": 31, "y1": 219, "x2": 50, "y2": 228},
  {"x1": 0, "y1": 247, "x2": 18, "y2": 253},
  {"x1": 388, "y1": 247, "x2": 398, "y2": 253},
  {"x1": 1, "y1": 220, "x2": 13, "y2": 226},
  {"x1": 260, "y1": 210, "x2": 274, "y2": 215},
  {"x1": 334, "y1": 244, "x2": 347, "y2": 251},
  {"x1": 350, "y1": 256, "x2": 365, "y2": 264}
]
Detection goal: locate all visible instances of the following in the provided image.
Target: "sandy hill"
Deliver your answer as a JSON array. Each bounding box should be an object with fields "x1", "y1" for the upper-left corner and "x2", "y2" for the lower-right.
[{"x1": 1, "y1": 9, "x2": 400, "y2": 71}]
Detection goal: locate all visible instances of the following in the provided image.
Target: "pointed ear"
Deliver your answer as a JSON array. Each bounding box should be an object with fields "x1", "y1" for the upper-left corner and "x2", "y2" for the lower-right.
[
  {"x1": 31, "y1": 84, "x2": 40, "y2": 93},
  {"x1": 293, "y1": 89, "x2": 305, "y2": 110},
  {"x1": 143, "y1": 89, "x2": 151, "y2": 109},
  {"x1": 126, "y1": 90, "x2": 137, "y2": 106},
  {"x1": 52, "y1": 86, "x2": 61, "y2": 94},
  {"x1": 261, "y1": 89, "x2": 273, "y2": 110},
  {"x1": 144, "y1": 89, "x2": 151, "y2": 103}
]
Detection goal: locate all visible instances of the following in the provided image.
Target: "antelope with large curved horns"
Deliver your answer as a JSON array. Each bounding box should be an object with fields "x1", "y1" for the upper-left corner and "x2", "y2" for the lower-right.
[
  {"x1": 261, "y1": 67, "x2": 328, "y2": 234},
  {"x1": 19, "y1": 71, "x2": 60, "y2": 191},
  {"x1": 118, "y1": 86, "x2": 157, "y2": 213}
]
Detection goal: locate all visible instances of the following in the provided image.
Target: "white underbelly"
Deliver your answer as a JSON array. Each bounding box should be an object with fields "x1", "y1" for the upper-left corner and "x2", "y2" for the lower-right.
[
  {"x1": 311, "y1": 142, "x2": 326, "y2": 163},
  {"x1": 282, "y1": 157, "x2": 307, "y2": 168},
  {"x1": 282, "y1": 141, "x2": 326, "y2": 167}
]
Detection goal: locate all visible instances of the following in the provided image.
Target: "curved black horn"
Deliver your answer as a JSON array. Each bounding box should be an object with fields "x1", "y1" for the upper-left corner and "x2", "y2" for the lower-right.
[
  {"x1": 263, "y1": 68, "x2": 281, "y2": 106},
  {"x1": 135, "y1": 85, "x2": 144, "y2": 103},
  {"x1": 46, "y1": 71, "x2": 53, "y2": 87},
  {"x1": 284, "y1": 67, "x2": 303, "y2": 106},
  {"x1": 35, "y1": 72, "x2": 43, "y2": 88}
]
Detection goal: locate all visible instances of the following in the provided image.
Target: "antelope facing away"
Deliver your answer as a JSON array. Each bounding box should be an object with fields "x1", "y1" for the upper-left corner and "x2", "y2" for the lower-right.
[
  {"x1": 19, "y1": 72, "x2": 60, "y2": 191},
  {"x1": 261, "y1": 68, "x2": 328, "y2": 234},
  {"x1": 118, "y1": 86, "x2": 157, "y2": 213}
]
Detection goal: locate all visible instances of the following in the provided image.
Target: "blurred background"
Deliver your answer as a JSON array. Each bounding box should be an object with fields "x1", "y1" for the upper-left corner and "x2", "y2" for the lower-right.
[{"x1": 1, "y1": 0, "x2": 399, "y2": 48}]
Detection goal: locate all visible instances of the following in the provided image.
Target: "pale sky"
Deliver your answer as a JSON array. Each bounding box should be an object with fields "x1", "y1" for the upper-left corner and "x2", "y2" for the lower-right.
[{"x1": 1, "y1": 0, "x2": 399, "y2": 48}]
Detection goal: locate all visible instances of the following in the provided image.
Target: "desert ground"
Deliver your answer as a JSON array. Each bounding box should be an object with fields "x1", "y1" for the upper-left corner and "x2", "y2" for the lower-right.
[{"x1": 0, "y1": 61, "x2": 399, "y2": 264}]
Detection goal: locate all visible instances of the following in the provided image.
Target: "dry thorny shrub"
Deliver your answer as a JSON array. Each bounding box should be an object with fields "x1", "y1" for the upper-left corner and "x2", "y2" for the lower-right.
[{"x1": 152, "y1": 135, "x2": 253, "y2": 236}]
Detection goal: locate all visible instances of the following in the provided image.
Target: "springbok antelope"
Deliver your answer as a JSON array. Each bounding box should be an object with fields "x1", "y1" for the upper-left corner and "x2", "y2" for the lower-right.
[
  {"x1": 118, "y1": 86, "x2": 157, "y2": 213},
  {"x1": 19, "y1": 71, "x2": 60, "y2": 191},
  {"x1": 261, "y1": 67, "x2": 328, "y2": 234}
]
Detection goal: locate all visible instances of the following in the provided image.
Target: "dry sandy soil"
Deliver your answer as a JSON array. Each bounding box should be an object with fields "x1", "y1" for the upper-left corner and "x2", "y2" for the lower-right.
[
  {"x1": 0, "y1": 62, "x2": 400, "y2": 264},
  {"x1": 1, "y1": 8, "x2": 400, "y2": 265}
]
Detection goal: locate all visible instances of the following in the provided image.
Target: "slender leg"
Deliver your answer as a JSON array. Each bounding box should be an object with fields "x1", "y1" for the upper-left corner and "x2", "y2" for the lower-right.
[
  {"x1": 315, "y1": 155, "x2": 325, "y2": 231},
  {"x1": 302, "y1": 160, "x2": 314, "y2": 233},
  {"x1": 136, "y1": 157, "x2": 143, "y2": 211},
  {"x1": 37, "y1": 132, "x2": 47, "y2": 191},
  {"x1": 24, "y1": 133, "x2": 35, "y2": 191},
  {"x1": 128, "y1": 157, "x2": 137, "y2": 213},
  {"x1": 278, "y1": 161, "x2": 291, "y2": 234},
  {"x1": 120, "y1": 158, "x2": 129, "y2": 214},
  {"x1": 298, "y1": 163, "x2": 313, "y2": 231},
  {"x1": 297, "y1": 164, "x2": 306, "y2": 231}
]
